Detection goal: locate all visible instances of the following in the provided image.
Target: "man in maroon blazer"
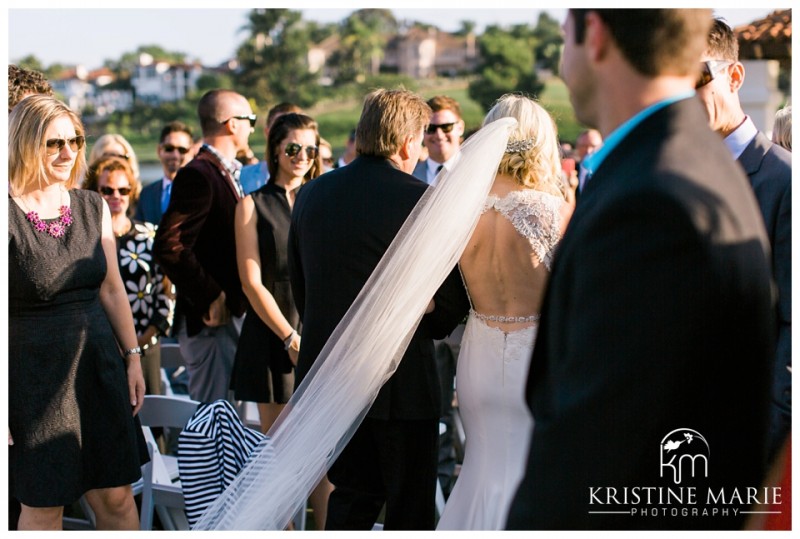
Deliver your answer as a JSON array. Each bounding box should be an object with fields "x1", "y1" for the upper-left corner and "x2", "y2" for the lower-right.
[{"x1": 154, "y1": 89, "x2": 254, "y2": 403}]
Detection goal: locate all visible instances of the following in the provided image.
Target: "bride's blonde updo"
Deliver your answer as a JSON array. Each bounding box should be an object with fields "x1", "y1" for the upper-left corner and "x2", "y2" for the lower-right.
[{"x1": 482, "y1": 93, "x2": 565, "y2": 198}]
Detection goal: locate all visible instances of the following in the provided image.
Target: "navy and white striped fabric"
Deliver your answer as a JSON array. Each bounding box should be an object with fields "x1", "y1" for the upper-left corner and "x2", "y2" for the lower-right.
[{"x1": 178, "y1": 400, "x2": 265, "y2": 527}]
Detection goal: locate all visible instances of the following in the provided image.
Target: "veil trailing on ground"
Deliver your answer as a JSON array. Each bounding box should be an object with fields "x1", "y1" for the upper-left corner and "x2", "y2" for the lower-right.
[{"x1": 193, "y1": 117, "x2": 517, "y2": 531}]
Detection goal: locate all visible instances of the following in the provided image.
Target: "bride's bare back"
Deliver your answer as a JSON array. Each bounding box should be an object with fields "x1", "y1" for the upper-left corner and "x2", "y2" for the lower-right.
[{"x1": 460, "y1": 174, "x2": 570, "y2": 329}]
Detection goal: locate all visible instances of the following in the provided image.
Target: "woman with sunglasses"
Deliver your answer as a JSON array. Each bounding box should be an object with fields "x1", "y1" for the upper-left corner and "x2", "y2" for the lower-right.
[
  {"x1": 231, "y1": 112, "x2": 332, "y2": 529},
  {"x1": 9, "y1": 95, "x2": 146, "y2": 530},
  {"x1": 88, "y1": 133, "x2": 141, "y2": 183},
  {"x1": 84, "y1": 156, "x2": 175, "y2": 397}
]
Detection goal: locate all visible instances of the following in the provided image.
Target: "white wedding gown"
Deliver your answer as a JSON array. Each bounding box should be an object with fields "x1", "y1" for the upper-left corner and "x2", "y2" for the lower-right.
[{"x1": 437, "y1": 188, "x2": 564, "y2": 530}]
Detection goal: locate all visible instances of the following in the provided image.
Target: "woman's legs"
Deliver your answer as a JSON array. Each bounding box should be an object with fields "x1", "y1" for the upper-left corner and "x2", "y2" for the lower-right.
[
  {"x1": 309, "y1": 475, "x2": 334, "y2": 530},
  {"x1": 84, "y1": 485, "x2": 139, "y2": 530},
  {"x1": 257, "y1": 402, "x2": 285, "y2": 434},
  {"x1": 18, "y1": 504, "x2": 63, "y2": 530}
]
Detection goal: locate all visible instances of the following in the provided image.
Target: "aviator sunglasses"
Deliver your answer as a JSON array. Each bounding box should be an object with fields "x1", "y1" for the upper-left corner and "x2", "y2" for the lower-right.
[
  {"x1": 99, "y1": 186, "x2": 132, "y2": 196},
  {"x1": 45, "y1": 135, "x2": 85, "y2": 155},
  {"x1": 696, "y1": 60, "x2": 731, "y2": 89},
  {"x1": 284, "y1": 142, "x2": 319, "y2": 160}
]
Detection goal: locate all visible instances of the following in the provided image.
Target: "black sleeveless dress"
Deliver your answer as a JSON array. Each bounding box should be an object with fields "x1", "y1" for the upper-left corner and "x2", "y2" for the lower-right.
[
  {"x1": 8, "y1": 190, "x2": 144, "y2": 507},
  {"x1": 230, "y1": 182, "x2": 298, "y2": 404}
]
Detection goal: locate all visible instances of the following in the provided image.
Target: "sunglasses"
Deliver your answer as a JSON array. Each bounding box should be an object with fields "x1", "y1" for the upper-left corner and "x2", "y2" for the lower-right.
[
  {"x1": 696, "y1": 60, "x2": 731, "y2": 89},
  {"x1": 45, "y1": 136, "x2": 85, "y2": 155},
  {"x1": 162, "y1": 144, "x2": 191, "y2": 155},
  {"x1": 224, "y1": 114, "x2": 257, "y2": 128},
  {"x1": 426, "y1": 122, "x2": 456, "y2": 135},
  {"x1": 99, "y1": 186, "x2": 132, "y2": 196},
  {"x1": 284, "y1": 142, "x2": 319, "y2": 160},
  {"x1": 103, "y1": 152, "x2": 130, "y2": 160}
]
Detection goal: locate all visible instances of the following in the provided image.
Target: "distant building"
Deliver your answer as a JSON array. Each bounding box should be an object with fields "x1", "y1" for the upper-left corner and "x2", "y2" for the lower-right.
[
  {"x1": 51, "y1": 65, "x2": 133, "y2": 116},
  {"x1": 382, "y1": 26, "x2": 478, "y2": 79},
  {"x1": 130, "y1": 53, "x2": 203, "y2": 105}
]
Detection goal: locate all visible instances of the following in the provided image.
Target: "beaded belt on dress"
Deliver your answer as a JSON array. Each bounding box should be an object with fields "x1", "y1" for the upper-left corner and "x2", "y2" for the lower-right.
[{"x1": 470, "y1": 309, "x2": 540, "y2": 323}]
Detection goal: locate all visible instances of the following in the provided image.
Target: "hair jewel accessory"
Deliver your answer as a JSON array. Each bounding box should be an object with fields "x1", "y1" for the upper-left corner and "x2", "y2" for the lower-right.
[{"x1": 505, "y1": 139, "x2": 534, "y2": 153}]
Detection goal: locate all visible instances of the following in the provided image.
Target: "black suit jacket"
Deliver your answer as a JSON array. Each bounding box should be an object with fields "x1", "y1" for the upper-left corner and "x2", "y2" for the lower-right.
[
  {"x1": 506, "y1": 98, "x2": 775, "y2": 530},
  {"x1": 738, "y1": 132, "x2": 792, "y2": 449},
  {"x1": 134, "y1": 179, "x2": 164, "y2": 225},
  {"x1": 154, "y1": 147, "x2": 247, "y2": 337},
  {"x1": 288, "y1": 155, "x2": 469, "y2": 420}
]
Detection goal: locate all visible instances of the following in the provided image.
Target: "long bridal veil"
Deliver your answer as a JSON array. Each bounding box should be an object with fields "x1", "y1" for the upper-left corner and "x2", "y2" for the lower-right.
[{"x1": 193, "y1": 117, "x2": 517, "y2": 530}]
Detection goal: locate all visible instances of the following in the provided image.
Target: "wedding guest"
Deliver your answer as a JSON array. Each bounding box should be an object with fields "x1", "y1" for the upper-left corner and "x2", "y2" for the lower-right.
[
  {"x1": 231, "y1": 112, "x2": 332, "y2": 529},
  {"x1": 8, "y1": 64, "x2": 53, "y2": 111},
  {"x1": 697, "y1": 18, "x2": 792, "y2": 462},
  {"x1": 135, "y1": 121, "x2": 195, "y2": 225},
  {"x1": 412, "y1": 94, "x2": 467, "y2": 497},
  {"x1": 507, "y1": 9, "x2": 774, "y2": 530},
  {"x1": 319, "y1": 137, "x2": 334, "y2": 172},
  {"x1": 240, "y1": 102, "x2": 304, "y2": 194},
  {"x1": 772, "y1": 105, "x2": 791, "y2": 152},
  {"x1": 9, "y1": 95, "x2": 145, "y2": 530},
  {"x1": 154, "y1": 89, "x2": 253, "y2": 404},
  {"x1": 89, "y1": 133, "x2": 141, "y2": 183},
  {"x1": 288, "y1": 88, "x2": 469, "y2": 530},
  {"x1": 84, "y1": 156, "x2": 175, "y2": 395}
]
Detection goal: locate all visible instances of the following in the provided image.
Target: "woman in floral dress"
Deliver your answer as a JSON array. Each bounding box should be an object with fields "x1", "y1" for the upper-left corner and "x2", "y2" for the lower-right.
[{"x1": 84, "y1": 156, "x2": 174, "y2": 394}]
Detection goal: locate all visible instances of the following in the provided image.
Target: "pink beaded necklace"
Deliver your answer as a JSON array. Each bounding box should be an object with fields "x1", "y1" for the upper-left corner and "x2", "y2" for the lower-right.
[{"x1": 17, "y1": 193, "x2": 73, "y2": 238}]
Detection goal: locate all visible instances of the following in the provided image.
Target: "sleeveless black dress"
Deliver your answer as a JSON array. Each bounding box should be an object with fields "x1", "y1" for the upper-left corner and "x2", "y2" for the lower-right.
[
  {"x1": 230, "y1": 182, "x2": 298, "y2": 404},
  {"x1": 8, "y1": 190, "x2": 144, "y2": 507}
]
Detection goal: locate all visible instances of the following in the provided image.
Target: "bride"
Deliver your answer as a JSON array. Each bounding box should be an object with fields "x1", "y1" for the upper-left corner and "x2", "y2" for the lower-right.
[{"x1": 437, "y1": 94, "x2": 573, "y2": 530}]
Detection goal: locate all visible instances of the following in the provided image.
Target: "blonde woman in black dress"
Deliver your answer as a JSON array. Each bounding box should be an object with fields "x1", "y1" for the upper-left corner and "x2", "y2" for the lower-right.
[{"x1": 8, "y1": 95, "x2": 145, "y2": 530}]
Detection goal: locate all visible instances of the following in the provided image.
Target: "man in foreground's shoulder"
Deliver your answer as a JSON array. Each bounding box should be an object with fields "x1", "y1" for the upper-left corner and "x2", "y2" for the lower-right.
[{"x1": 507, "y1": 9, "x2": 775, "y2": 531}]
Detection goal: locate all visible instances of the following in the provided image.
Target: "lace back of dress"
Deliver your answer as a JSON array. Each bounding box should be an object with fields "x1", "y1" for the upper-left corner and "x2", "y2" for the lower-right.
[
  {"x1": 483, "y1": 190, "x2": 563, "y2": 270},
  {"x1": 192, "y1": 117, "x2": 518, "y2": 530}
]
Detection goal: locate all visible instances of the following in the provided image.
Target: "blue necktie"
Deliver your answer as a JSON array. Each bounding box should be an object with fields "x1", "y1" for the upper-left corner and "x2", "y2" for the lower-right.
[{"x1": 161, "y1": 181, "x2": 172, "y2": 214}]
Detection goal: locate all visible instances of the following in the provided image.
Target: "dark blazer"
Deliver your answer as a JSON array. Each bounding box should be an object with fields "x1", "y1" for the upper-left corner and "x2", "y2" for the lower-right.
[
  {"x1": 738, "y1": 132, "x2": 792, "y2": 455},
  {"x1": 154, "y1": 146, "x2": 247, "y2": 337},
  {"x1": 288, "y1": 155, "x2": 469, "y2": 420},
  {"x1": 134, "y1": 179, "x2": 164, "y2": 225},
  {"x1": 506, "y1": 98, "x2": 775, "y2": 530}
]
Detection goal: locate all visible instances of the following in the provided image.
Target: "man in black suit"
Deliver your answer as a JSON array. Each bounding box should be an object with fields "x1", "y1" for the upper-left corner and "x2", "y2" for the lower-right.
[
  {"x1": 288, "y1": 89, "x2": 469, "y2": 530},
  {"x1": 154, "y1": 89, "x2": 253, "y2": 403},
  {"x1": 696, "y1": 18, "x2": 792, "y2": 461},
  {"x1": 506, "y1": 10, "x2": 775, "y2": 530},
  {"x1": 135, "y1": 121, "x2": 194, "y2": 225}
]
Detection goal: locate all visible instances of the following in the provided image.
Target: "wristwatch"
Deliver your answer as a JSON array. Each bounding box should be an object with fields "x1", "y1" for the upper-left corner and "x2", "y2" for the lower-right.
[{"x1": 123, "y1": 346, "x2": 142, "y2": 358}]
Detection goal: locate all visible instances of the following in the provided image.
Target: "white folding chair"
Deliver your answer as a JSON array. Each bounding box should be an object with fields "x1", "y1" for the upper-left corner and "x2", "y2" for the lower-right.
[{"x1": 138, "y1": 394, "x2": 200, "y2": 530}]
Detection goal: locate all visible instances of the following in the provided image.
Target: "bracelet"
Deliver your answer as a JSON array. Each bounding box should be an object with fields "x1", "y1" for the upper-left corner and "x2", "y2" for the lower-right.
[
  {"x1": 123, "y1": 346, "x2": 142, "y2": 358},
  {"x1": 283, "y1": 330, "x2": 297, "y2": 350}
]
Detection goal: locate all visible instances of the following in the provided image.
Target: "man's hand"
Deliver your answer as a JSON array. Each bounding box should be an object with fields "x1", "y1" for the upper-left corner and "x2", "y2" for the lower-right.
[{"x1": 203, "y1": 291, "x2": 231, "y2": 327}]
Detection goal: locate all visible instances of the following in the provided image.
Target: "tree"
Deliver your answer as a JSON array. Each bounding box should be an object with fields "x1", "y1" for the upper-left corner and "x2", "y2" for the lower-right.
[
  {"x1": 334, "y1": 9, "x2": 397, "y2": 83},
  {"x1": 468, "y1": 25, "x2": 544, "y2": 113},
  {"x1": 235, "y1": 8, "x2": 321, "y2": 108},
  {"x1": 106, "y1": 45, "x2": 189, "y2": 83},
  {"x1": 532, "y1": 12, "x2": 564, "y2": 74}
]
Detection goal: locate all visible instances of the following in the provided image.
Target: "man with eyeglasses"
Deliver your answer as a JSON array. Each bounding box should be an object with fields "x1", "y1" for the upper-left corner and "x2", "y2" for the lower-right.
[
  {"x1": 135, "y1": 121, "x2": 195, "y2": 225},
  {"x1": 155, "y1": 89, "x2": 255, "y2": 404},
  {"x1": 413, "y1": 96, "x2": 466, "y2": 187},
  {"x1": 697, "y1": 18, "x2": 792, "y2": 464}
]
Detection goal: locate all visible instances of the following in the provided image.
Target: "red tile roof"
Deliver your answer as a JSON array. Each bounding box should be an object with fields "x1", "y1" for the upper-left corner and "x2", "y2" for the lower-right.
[{"x1": 735, "y1": 9, "x2": 792, "y2": 60}]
